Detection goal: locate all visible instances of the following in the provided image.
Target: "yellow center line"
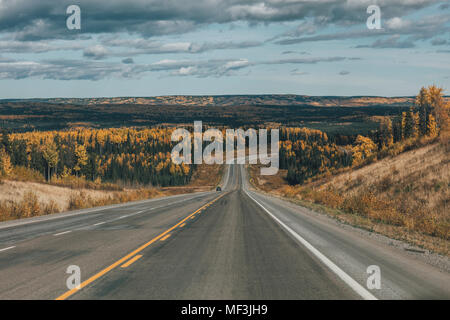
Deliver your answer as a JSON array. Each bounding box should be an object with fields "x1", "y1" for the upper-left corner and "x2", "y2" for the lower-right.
[
  {"x1": 160, "y1": 234, "x2": 171, "y2": 241},
  {"x1": 179, "y1": 223, "x2": 186, "y2": 228},
  {"x1": 55, "y1": 192, "x2": 226, "y2": 300},
  {"x1": 120, "y1": 255, "x2": 143, "y2": 268}
]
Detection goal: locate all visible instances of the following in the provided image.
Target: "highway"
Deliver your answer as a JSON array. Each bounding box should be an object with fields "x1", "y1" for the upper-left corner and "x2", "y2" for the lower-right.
[{"x1": 0, "y1": 164, "x2": 449, "y2": 299}]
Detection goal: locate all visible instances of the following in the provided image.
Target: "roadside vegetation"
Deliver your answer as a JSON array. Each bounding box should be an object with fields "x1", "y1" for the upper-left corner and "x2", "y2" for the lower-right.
[
  {"x1": 0, "y1": 125, "x2": 223, "y2": 221},
  {"x1": 250, "y1": 86, "x2": 450, "y2": 255},
  {"x1": 0, "y1": 163, "x2": 222, "y2": 222},
  {"x1": 0, "y1": 127, "x2": 193, "y2": 187}
]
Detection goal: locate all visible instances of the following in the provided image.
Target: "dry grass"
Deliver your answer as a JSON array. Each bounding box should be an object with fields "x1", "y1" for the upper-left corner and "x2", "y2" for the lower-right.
[
  {"x1": 319, "y1": 142, "x2": 449, "y2": 235},
  {"x1": 0, "y1": 163, "x2": 224, "y2": 222},
  {"x1": 248, "y1": 165, "x2": 288, "y2": 195},
  {"x1": 248, "y1": 142, "x2": 450, "y2": 256},
  {"x1": 0, "y1": 180, "x2": 113, "y2": 212},
  {"x1": 7, "y1": 165, "x2": 122, "y2": 191}
]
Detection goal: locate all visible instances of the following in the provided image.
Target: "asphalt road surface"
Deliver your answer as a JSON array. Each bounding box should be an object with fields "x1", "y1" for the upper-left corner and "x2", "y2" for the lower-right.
[{"x1": 0, "y1": 165, "x2": 449, "y2": 300}]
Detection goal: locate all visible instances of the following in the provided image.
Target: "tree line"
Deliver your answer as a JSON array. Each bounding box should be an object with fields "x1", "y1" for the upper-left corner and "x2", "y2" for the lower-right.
[
  {"x1": 0, "y1": 127, "x2": 193, "y2": 187},
  {"x1": 280, "y1": 85, "x2": 449, "y2": 185}
]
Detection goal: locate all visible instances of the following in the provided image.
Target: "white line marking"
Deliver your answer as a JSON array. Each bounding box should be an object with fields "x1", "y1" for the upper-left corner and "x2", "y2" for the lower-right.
[
  {"x1": 245, "y1": 190, "x2": 378, "y2": 301},
  {"x1": 53, "y1": 230, "x2": 72, "y2": 236},
  {"x1": 0, "y1": 192, "x2": 211, "y2": 230},
  {"x1": 0, "y1": 246, "x2": 15, "y2": 252},
  {"x1": 93, "y1": 221, "x2": 106, "y2": 226}
]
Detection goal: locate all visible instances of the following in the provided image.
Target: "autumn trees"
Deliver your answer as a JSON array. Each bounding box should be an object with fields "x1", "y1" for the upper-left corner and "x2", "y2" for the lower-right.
[
  {"x1": 0, "y1": 130, "x2": 12, "y2": 177},
  {"x1": 73, "y1": 144, "x2": 87, "y2": 177},
  {"x1": 0, "y1": 147, "x2": 12, "y2": 177},
  {"x1": 351, "y1": 135, "x2": 378, "y2": 167},
  {"x1": 280, "y1": 127, "x2": 352, "y2": 185},
  {"x1": 282, "y1": 86, "x2": 449, "y2": 186},
  {"x1": 42, "y1": 142, "x2": 59, "y2": 181},
  {"x1": 391, "y1": 85, "x2": 446, "y2": 142},
  {"x1": 3, "y1": 127, "x2": 194, "y2": 187}
]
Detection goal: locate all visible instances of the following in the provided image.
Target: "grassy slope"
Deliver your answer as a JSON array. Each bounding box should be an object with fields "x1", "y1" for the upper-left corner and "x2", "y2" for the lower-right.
[{"x1": 248, "y1": 142, "x2": 449, "y2": 256}]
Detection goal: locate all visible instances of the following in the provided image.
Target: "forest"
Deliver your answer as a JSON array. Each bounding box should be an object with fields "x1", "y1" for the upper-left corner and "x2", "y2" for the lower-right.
[
  {"x1": 0, "y1": 127, "x2": 193, "y2": 187},
  {"x1": 280, "y1": 86, "x2": 449, "y2": 185},
  {"x1": 0, "y1": 86, "x2": 448, "y2": 191}
]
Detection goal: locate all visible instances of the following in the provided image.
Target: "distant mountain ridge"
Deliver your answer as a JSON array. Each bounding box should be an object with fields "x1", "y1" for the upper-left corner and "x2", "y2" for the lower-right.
[
  {"x1": 3, "y1": 95, "x2": 450, "y2": 109},
  {"x1": 0, "y1": 95, "x2": 435, "y2": 108}
]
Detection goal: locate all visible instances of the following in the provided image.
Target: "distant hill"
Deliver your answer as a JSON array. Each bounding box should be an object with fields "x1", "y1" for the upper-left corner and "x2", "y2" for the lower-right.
[
  {"x1": 3, "y1": 95, "x2": 443, "y2": 108},
  {"x1": 2, "y1": 94, "x2": 449, "y2": 132}
]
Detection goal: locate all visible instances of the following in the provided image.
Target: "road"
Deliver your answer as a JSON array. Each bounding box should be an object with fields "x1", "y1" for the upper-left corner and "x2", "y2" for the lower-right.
[{"x1": 0, "y1": 165, "x2": 449, "y2": 299}]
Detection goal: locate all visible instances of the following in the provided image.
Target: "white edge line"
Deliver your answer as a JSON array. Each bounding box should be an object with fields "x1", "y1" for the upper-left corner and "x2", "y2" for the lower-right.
[
  {"x1": 0, "y1": 191, "x2": 212, "y2": 230},
  {"x1": 244, "y1": 190, "x2": 378, "y2": 301},
  {"x1": 93, "y1": 221, "x2": 106, "y2": 226},
  {"x1": 53, "y1": 230, "x2": 72, "y2": 236},
  {"x1": 0, "y1": 246, "x2": 15, "y2": 252}
]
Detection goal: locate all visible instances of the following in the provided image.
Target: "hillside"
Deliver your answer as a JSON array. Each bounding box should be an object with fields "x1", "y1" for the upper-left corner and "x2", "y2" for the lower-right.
[
  {"x1": 320, "y1": 142, "x2": 449, "y2": 217},
  {"x1": 249, "y1": 141, "x2": 449, "y2": 255}
]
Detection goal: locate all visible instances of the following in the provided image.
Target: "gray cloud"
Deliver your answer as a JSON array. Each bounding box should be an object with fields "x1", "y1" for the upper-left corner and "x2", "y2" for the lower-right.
[
  {"x1": 0, "y1": 55, "x2": 361, "y2": 80},
  {"x1": 121, "y1": 58, "x2": 134, "y2": 64},
  {"x1": 83, "y1": 45, "x2": 109, "y2": 60},
  {"x1": 356, "y1": 35, "x2": 416, "y2": 49},
  {"x1": 0, "y1": 0, "x2": 444, "y2": 82},
  {"x1": 274, "y1": 11, "x2": 450, "y2": 48},
  {"x1": 260, "y1": 56, "x2": 356, "y2": 65},
  {"x1": 0, "y1": 39, "x2": 83, "y2": 53},
  {"x1": 99, "y1": 38, "x2": 263, "y2": 57},
  {"x1": 290, "y1": 69, "x2": 309, "y2": 76},
  {"x1": 431, "y1": 38, "x2": 449, "y2": 46},
  {"x1": 0, "y1": 0, "x2": 443, "y2": 41},
  {"x1": 282, "y1": 51, "x2": 310, "y2": 55}
]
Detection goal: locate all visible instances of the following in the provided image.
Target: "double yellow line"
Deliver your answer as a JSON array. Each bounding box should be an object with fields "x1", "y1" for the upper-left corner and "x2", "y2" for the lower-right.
[{"x1": 55, "y1": 193, "x2": 226, "y2": 300}]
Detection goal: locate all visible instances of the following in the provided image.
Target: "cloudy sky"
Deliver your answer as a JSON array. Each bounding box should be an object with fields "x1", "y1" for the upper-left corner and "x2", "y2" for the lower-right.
[{"x1": 0, "y1": 0, "x2": 449, "y2": 98}]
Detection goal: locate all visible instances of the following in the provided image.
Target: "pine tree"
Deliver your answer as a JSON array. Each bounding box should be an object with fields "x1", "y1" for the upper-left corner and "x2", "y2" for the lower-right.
[
  {"x1": 379, "y1": 118, "x2": 394, "y2": 148},
  {"x1": 402, "y1": 110, "x2": 419, "y2": 139},
  {"x1": 1, "y1": 130, "x2": 11, "y2": 163},
  {"x1": 415, "y1": 87, "x2": 430, "y2": 136}
]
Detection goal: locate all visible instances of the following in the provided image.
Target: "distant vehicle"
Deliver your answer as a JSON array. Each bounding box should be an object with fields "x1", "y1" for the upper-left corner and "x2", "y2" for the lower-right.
[{"x1": 216, "y1": 186, "x2": 222, "y2": 192}]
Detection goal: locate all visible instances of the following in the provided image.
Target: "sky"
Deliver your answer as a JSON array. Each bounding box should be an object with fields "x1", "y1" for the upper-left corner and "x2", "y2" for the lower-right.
[{"x1": 0, "y1": 0, "x2": 449, "y2": 98}]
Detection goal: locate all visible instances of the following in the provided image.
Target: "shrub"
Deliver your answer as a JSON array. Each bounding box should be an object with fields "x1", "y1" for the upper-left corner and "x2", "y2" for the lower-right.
[
  {"x1": 42, "y1": 200, "x2": 60, "y2": 215},
  {"x1": 10, "y1": 166, "x2": 45, "y2": 182},
  {"x1": 20, "y1": 191, "x2": 41, "y2": 218}
]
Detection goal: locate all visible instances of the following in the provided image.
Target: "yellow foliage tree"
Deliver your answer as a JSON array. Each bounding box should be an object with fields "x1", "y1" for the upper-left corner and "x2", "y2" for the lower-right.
[
  {"x1": 352, "y1": 135, "x2": 377, "y2": 167},
  {"x1": 74, "y1": 144, "x2": 88, "y2": 176},
  {"x1": 427, "y1": 114, "x2": 438, "y2": 138},
  {"x1": 0, "y1": 148, "x2": 12, "y2": 177},
  {"x1": 42, "y1": 142, "x2": 59, "y2": 181}
]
